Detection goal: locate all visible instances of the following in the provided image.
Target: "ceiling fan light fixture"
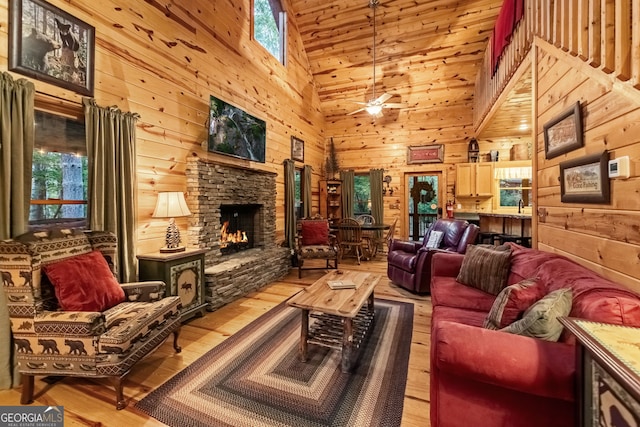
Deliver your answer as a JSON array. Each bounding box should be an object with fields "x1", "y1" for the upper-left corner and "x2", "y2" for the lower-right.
[{"x1": 365, "y1": 104, "x2": 382, "y2": 115}]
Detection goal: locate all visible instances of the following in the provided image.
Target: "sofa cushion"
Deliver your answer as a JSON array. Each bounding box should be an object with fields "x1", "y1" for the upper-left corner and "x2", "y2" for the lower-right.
[
  {"x1": 42, "y1": 250, "x2": 125, "y2": 312},
  {"x1": 301, "y1": 221, "x2": 329, "y2": 245},
  {"x1": 500, "y1": 288, "x2": 573, "y2": 342},
  {"x1": 456, "y1": 244, "x2": 512, "y2": 295},
  {"x1": 483, "y1": 278, "x2": 547, "y2": 330},
  {"x1": 430, "y1": 276, "x2": 496, "y2": 312}
]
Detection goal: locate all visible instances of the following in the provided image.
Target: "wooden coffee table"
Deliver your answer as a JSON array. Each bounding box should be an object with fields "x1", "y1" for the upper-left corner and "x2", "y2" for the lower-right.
[{"x1": 287, "y1": 270, "x2": 381, "y2": 372}]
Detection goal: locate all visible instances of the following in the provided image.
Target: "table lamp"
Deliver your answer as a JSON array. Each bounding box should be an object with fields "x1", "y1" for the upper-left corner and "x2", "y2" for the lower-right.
[{"x1": 152, "y1": 191, "x2": 192, "y2": 253}]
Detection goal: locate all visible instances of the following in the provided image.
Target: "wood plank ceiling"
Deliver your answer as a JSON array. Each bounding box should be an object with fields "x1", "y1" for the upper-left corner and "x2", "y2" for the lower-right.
[{"x1": 289, "y1": 0, "x2": 506, "y2": 136}]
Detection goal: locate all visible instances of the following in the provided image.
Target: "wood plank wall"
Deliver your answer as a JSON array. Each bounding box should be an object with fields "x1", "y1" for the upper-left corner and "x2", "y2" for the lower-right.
[
  {"x1": 535, "y1": 40, "x2": 640, "y2": 294},
  {"x1": 0, "y1": 0, "x2": 327, "y2": 254}
]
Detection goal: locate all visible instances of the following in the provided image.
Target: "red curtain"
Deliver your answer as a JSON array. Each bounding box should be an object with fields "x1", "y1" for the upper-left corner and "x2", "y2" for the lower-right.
[{"x1": 491, "y1": 0, "x2": 525, "y2": 74}]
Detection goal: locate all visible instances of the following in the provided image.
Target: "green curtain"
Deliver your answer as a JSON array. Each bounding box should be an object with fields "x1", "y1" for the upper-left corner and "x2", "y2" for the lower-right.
[
  {"x1": 283, "y1": 159, "x2": 296, "y2": 249},
  {"x1": 84, "y1": 98, "x2": 138, "y2": 283},
  {"x1": 0, "y1": 73, "x2": 34, "y2": 240},
  {"x1": 370, "y1": 168, "x2": 384, "y2": 239},
  {"x1": 0, "y1": 72, "x2": 34, "y2": 390},
  {"x1": 303, "y1": 165, "x2": 312, "y2": 218},
  {"x1": 340, "y1": 169, "x2": 354, "y2": 219}
]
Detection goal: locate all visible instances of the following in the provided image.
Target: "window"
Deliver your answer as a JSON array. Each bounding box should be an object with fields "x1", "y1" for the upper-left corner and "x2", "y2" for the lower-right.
[
  {"x1": 494, "y1": 166, "x2": 532, "y2": 210},
  {"x1": 498, "y1": 178, "x2": 531, "y2": 208},
  {"x1": 253, "y1": 0, "x2": 286, "y2": 64},
  {"x1": 30, "y1": 109, "x2": 88, "y2": 229},
  {"x1": 354, "y1": 175, "x2": 371, "y2": 215},
  {"x1": 294, "y1": 168, "x2": 303, "y2": 220}
]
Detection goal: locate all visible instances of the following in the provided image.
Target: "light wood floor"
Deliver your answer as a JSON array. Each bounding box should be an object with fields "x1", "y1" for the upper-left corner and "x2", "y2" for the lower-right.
[{"x1": 0, "y1": 257, "x2": 432, "y2": 426}]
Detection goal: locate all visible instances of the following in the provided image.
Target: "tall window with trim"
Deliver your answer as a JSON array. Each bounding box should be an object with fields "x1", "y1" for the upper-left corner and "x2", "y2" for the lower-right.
[
  {"x1": 30, "y1": 109, "x2": 88, "y2": 229},
  {"x1": 253, "y1": 0, "x2": 287, "y2": 64}
]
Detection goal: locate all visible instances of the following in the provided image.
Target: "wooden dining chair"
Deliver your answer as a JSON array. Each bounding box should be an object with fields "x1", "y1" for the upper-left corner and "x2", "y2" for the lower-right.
[
  {"x1": 382, "y1": 217, "x2": 399, "y2": 253},
  {"x1": 337, "y1": 218, "x2": 368, "y2": 264},
  {"x1": 355, "y1": 214, "x2": 376, "y2": 252}
]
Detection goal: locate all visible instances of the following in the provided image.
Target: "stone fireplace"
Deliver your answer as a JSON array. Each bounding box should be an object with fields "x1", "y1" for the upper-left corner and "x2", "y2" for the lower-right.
[{"x1": 186, "y1": 157, "x2": 290, "y2": 310}]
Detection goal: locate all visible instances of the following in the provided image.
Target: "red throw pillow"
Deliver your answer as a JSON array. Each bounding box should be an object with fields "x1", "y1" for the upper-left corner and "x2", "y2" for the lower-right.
[
  {"x1": 483, "y1": 278, "x2": 547, "y2": 330},
  {"x1": 43, "y1": 250, "x2": 125, "y2": 312},
  {"x1": 301, "y1": 221, "x2": 329, "y2": 245}
]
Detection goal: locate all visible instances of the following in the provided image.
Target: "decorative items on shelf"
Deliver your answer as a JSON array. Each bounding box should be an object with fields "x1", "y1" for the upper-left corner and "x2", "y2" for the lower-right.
[
  {"x1": 468, "y1": 138, "x2": 480, "y2": 162},
  {"x1": 382, "y1": 175, "x2": 394, "y2": 196},
  {"x1": 324, "y1": 137, "x2": 340, "y2": 179},
  {"x1": 153, "y1": 191, "x2": 192, "y2": 253}
]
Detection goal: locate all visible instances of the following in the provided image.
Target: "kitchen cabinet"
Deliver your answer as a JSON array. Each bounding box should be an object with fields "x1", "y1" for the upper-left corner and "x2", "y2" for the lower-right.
[{"x1": 455, "y1": 163, "x2": 494, "y2": 198}]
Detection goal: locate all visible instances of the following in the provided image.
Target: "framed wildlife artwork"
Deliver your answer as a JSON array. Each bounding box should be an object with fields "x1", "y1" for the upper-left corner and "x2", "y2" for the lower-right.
[
  {"x1": 543, "y1": 101, "x2": 583, "y2": 159},
  {"x1": 9, "y1": 0, "x2": 95, "y2": 96},
  {"x1": 291, "y1": 136, "x2": 304, "y2": 162}
]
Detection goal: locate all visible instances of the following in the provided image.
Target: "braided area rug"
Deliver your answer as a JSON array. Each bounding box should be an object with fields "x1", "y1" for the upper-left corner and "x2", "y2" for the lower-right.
[{"x1": 135, "y1": 298, "x2": 413, "y2": 427}]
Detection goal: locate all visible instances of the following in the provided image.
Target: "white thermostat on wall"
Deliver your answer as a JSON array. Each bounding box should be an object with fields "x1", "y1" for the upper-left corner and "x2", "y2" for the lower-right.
[{"x1": 608, "y1": 156, "x2": 630, "y2": 179}]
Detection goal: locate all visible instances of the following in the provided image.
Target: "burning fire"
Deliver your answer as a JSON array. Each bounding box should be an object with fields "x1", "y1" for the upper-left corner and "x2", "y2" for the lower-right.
[{"x1": 220, "y1": 221, "x2": 249, "y2": 247}]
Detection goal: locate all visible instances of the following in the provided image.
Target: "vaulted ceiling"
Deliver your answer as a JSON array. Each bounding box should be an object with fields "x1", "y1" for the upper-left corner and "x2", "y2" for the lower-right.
[{"x1": 289, "y1": 0, "x2": 505, "y2": 128}]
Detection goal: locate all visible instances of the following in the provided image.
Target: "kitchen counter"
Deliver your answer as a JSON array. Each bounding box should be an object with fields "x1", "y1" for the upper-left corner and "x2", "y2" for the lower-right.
[{"x1": 478, "y1": 212, "x2": 531, "y2": 220}]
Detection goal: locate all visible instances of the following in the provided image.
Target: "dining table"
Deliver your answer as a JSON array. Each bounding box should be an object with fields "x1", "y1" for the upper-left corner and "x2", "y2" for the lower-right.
[{"x1": 330, "y1": 222, "x2": 391, "y2": 259}]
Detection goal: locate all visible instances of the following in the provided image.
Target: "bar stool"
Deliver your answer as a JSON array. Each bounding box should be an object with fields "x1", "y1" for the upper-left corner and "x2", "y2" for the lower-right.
[{"x1": 479, "y1": 232, "x2": 500, "y2": 245}]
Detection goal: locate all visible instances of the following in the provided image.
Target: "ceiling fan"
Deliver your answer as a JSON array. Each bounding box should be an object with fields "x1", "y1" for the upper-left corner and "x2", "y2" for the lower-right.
[{"x1": 347, "y1": 0, "x2": 406, "y2": 118}]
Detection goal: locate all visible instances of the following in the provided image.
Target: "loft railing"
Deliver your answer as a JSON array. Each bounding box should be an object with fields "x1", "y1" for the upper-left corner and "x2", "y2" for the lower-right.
[{"x1": 474, "y1": 0, "x2": 640, "y2": 130}]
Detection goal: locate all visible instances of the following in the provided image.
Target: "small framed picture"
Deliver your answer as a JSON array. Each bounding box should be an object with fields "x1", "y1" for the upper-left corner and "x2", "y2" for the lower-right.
[
  {"x1": 291, "y1": 136, "x2": 304, "y2": 162},
  {"x1": 544, "y1": 102, "x2": 583, "y2": 159},
  {"x1": 407, "y1": 144, "x2": 444, "y2": 164},
  {"x1": 560, "y1": 151, "x2": 610, "y2": 204},
  {"x1": 9, "y1": 0, "x2": 95, "y2": 96}
]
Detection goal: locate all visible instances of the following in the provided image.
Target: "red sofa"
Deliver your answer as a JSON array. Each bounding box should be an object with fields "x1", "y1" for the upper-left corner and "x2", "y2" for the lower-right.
[{"x1": 429, "y1": 243, "x2": 640, "y2": 427}]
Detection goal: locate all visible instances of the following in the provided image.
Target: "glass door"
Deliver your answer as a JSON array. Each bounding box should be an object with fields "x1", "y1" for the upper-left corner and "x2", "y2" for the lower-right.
[{"x1": 407, "y1": 174, "x2": 440, "y2": 241}]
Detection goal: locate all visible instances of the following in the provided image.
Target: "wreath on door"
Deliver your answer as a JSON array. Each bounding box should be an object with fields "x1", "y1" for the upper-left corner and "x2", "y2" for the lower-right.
[{"x1": 410, "y1": 181, "x2": 435, "y2": 204}]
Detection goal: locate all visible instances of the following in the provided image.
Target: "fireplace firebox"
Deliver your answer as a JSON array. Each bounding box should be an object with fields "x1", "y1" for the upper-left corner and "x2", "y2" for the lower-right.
[{"x1": 219, "y1": 204, "x2": 261, "y2": 254}]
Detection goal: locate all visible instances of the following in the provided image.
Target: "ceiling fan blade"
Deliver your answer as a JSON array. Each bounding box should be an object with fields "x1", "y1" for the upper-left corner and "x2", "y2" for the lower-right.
[
  {"x1": 374, "y1": 93, "x2": 393, "y2": 104},
  {"x1": 381, "y1": 102, "x2": 407, "y2": 108},
  {"x1": 347, "y1": 107, "x2": 366, "y2": 115},
  {"x1": 347, "y1": 101, "x2": 369, "y2": 105}
]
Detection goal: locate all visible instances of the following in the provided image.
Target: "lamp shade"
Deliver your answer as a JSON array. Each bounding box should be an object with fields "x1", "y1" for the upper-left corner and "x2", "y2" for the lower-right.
[{"x1": 152, "y1": 192, "x2": 192, "y2": 218}]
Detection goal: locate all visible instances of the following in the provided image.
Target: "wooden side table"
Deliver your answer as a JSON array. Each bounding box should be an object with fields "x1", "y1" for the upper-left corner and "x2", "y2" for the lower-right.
[
  {"x1": 560, "y1": 317, "x2": 640, "y2": 427},
  {"x1": 137, "y1": 248, "x2": 208, "y2": 322}
]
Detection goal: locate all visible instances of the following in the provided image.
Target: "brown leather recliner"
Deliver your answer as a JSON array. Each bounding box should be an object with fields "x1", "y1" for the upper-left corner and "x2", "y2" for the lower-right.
[{"x1": 387, "y1": 219, "x2": 479, "y2": 293}]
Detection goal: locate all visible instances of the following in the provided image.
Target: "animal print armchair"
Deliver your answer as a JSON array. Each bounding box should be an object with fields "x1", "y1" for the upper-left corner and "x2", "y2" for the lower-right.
[{"x1": 0, "y1": 229, "x2": 183, "y2": 409}]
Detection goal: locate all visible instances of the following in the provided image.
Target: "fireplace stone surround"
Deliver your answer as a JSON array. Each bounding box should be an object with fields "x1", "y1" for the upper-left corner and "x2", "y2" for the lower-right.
[{"x1": 185, "y1": 157, "x2": 290, "y2": 310}]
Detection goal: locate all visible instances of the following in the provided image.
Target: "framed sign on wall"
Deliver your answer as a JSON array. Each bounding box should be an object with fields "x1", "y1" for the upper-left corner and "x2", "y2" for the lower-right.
[{"x1": 407, "y1": 144, "x2": 444, "y2": 164}]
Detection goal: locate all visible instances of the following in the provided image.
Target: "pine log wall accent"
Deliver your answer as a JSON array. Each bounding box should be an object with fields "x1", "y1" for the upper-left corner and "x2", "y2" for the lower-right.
[
  {"x1": 535, "y1": 41, "x2": 640, "y2": 294},
  {"x1": 0, "y1": 0, "x2": 327, "y2": 254}
]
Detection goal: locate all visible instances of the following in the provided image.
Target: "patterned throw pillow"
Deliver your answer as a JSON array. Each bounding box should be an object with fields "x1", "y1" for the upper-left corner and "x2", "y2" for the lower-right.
[
  {"x1": 425, "y1": 230, "x2": 444, "y2": 249},
  {"x1": 483, "y1": 278, "x2": 547, "y2": 330},
  {"x1": 456, "y1": 244, "x2": 512, "y2": 295},
  {"x1": 500, "y1": 288, "x2": 573, "y2": 342}
]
